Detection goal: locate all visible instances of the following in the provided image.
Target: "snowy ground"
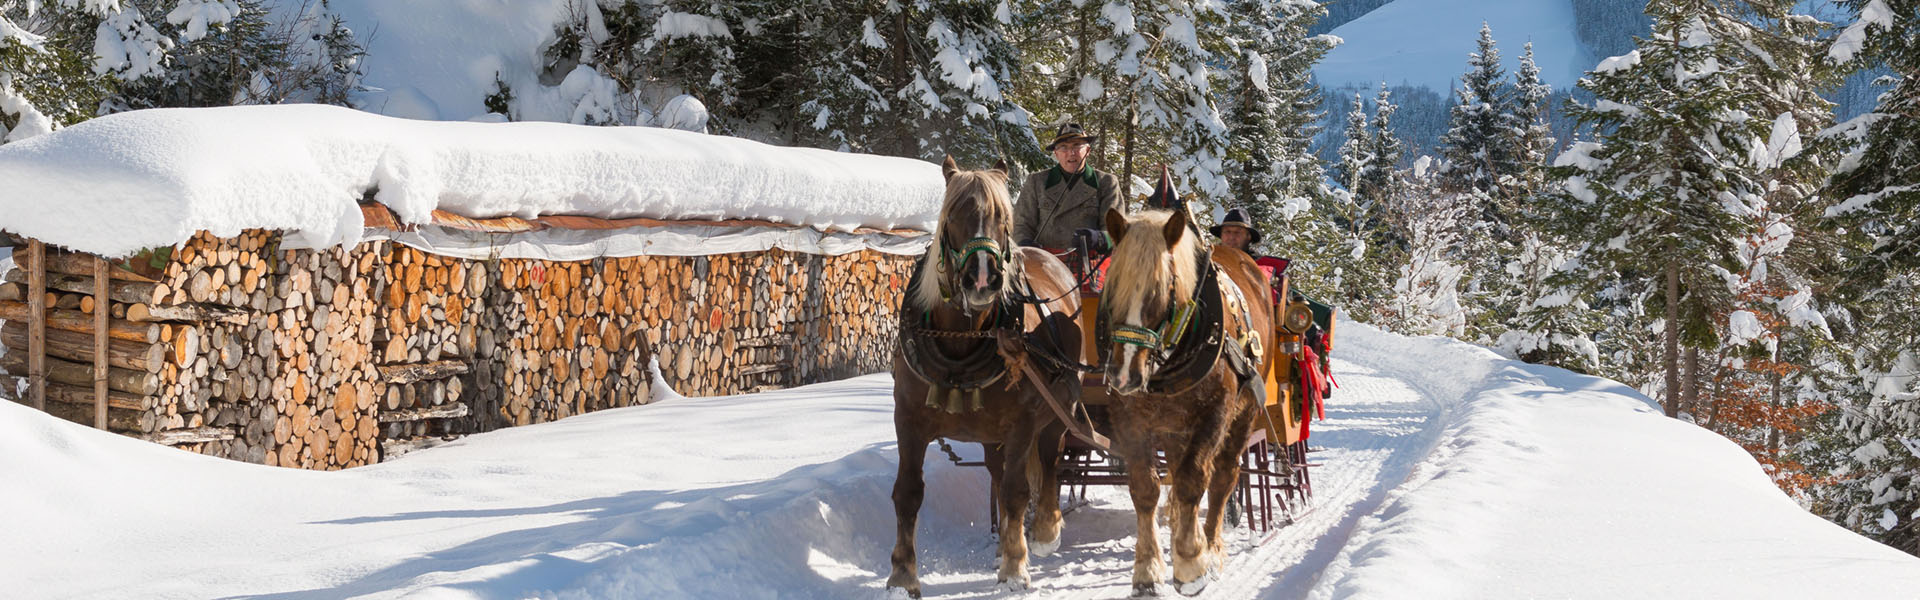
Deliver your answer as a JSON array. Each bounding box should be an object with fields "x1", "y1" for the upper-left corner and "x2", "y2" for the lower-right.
[{"x1": 4, "y1": 322, "x2": 1918, "y2": 599}]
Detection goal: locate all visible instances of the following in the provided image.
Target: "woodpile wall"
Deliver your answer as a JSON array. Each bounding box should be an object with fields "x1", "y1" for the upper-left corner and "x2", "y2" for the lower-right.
[{"x1": 2, "y1": 228, "x2": 914, "y2": 469}]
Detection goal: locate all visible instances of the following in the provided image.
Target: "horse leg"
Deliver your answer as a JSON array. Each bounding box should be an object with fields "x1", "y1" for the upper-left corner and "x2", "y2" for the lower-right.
[
  {"x1": 1203, "y1": 408, "x2": 1257, "y2": 569},
  {"x1": 1029, "y1": 419, "x2": 1068, "y2": 557},
  {"x1": 984, "y1": 442, "x2": 1005, "y2": 541},
  {"x1": 995, "y1": 425, "x2": 1038, "y2": 590},
  {"x1": 1166, "y1": 437, "x2": 1216, "y2": 595},
  {"x1": 1116, "y1": 429, "x2": 1165, "y2": 596},
  {"x1": 888, "y1": 424, "x2": 931, "y2": 598}
]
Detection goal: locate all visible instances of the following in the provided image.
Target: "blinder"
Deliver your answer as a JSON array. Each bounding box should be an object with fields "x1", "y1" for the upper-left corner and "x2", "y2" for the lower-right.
[
  {"x1": 937, "y1": 236, "x2": 1011, "y2": 301},
  {"x1": 1110, "y1": 299, "x2": 1197, "y2": 357}
]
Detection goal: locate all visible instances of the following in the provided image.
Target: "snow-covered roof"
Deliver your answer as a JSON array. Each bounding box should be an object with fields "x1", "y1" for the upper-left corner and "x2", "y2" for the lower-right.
[{"x1": 0, "y1": 105, "x2": 942, "y2": 257}]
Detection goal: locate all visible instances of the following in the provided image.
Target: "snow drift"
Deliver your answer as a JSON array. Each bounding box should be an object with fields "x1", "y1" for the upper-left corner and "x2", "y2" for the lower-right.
[{"x1": 3, "y1": 322, "x2": 1917, "y2": 598}]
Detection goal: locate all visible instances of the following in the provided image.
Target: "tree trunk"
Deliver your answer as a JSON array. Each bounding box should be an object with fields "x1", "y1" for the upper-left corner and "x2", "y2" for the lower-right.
[
  {"x1": 1767, "y1": 369, "x2": 1783, "y2": 454},
  {"x1": 1122, "y1": 102, "x2": 1137, "y2": 201},
  {"x1": 1663, "y1": 261, "x2": 1679, "y2": 418},
  {"x1": 1681, "y1": 345, "x2": 1699, "y2": 418}
]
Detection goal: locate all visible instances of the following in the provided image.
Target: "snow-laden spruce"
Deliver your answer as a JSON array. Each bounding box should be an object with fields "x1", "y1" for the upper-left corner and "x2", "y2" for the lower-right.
[{"x1": 0, "y1": 104, "x2": 942, "y2": 257}]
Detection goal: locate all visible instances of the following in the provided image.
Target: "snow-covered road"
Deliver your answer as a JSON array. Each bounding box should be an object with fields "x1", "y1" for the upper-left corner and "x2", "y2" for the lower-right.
[{"x1": 4, "y1": 321, "x2": 1918, "y2": 599}]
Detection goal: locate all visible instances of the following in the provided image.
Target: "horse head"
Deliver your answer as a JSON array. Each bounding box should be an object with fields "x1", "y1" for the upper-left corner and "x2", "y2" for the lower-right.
[
  {"x1": 1099, "y1": 205, "x2": 1204, "y2": 396},
  {"x1": 915, "y1": 156, "x2": 1017, "y2": 316}
]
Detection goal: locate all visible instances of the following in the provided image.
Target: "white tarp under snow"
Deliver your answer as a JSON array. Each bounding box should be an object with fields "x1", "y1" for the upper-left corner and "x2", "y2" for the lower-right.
[{"x1": 0, "y1": 105, "x2": 942, "y2": 258}]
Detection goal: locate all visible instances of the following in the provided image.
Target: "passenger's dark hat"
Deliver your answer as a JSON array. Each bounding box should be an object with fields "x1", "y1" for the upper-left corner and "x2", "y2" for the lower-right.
[
  {"x1": 1210, "y1": 207, "x2": 1262, "y2": 245},
  {"x1": 1045, "y1": 123, "x2": 1098, "y2": 151}
]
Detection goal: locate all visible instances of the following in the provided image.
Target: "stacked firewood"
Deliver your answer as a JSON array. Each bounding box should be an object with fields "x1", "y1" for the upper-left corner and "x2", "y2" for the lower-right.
[{"x1": 1, "y1": 227, "x2": 915, "y2": 470}]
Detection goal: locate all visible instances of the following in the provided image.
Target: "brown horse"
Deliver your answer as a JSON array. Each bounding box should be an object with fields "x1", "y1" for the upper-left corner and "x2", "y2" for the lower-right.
[
  {"x1": 1098, "y1": 204, "x2": 1274, "y2": 596},
  {"x1": 887, "y1": 157, "x2": 1085, "y2": 597}
]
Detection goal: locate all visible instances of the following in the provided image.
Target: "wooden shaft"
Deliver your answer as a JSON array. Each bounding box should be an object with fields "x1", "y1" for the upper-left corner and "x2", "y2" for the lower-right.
[
  {"x1": 0, "y1": 301, "x2": 159, "y2": 343},
  {"x1": 1, "y1": 321, "x2": 165, "y2": 372},
  {"x1": 94, "y1": 257, "x2": 110, "y2": 430},
  {"x1": 27, "y1": 239, "x2": 45, "y2": 410},
  {"x1": 4, "y1": 269, "x2": 156, "y2": 305}
]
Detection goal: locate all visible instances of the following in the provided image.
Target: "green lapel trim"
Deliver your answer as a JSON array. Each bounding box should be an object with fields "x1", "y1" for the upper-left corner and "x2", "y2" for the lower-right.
[{"x1": 1045, "y1": 166, "x2": 1100, "y2": 189}]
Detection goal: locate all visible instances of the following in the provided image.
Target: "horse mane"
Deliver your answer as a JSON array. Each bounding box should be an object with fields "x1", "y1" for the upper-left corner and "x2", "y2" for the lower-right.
[
  {"x1": 911, "y1": 168, "x2": 1013, "y2": 311},
  {"x1": 1104, "y1": 209, "x2": 1203, "y2": 318}
]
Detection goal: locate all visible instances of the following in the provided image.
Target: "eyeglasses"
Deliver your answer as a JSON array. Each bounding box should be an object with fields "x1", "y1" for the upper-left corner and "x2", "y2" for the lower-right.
[{"x1": 1054, "y1": 142, "x2": 1090, "y2": 152}]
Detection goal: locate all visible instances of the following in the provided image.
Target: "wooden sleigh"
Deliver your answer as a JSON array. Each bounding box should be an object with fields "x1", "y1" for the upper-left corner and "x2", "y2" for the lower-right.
[{"x1": 953, "y1": 242, "x2": 1336, "y2": 540}]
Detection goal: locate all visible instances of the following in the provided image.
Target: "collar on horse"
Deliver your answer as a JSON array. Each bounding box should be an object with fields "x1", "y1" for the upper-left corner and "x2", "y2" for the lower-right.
[{"x1": 901, "y1": 253, "x2": 1020, "y2": 393}]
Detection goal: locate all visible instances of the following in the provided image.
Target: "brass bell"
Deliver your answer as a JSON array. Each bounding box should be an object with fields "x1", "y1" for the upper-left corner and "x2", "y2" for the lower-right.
[
  {"x1": 970, "y1": 387, "x2": 985, "y2": 411},
  {"x1": 946, "y1": 388, "x2": 964, "y2": 413}
]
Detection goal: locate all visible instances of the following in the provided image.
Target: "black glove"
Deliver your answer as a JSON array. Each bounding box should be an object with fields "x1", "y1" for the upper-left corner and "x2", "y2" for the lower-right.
[{"x1": 1072, "y1": 228, "x2": 1111, "y2": 255}]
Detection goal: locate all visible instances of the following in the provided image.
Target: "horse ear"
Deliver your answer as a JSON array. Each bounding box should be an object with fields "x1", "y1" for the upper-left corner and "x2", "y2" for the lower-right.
[
  {"x1": 941, "y1": 155, "x2": 959, "y2": 182},
  {"x1": 992, "y1": 159, "x2": 1008, "y2": 175},
  {"x1": 1104, "y1": 208, "x2": 1129, "y2": 247},
  {"x1": 1162, "y1": 207, "x2": 1188, "y2": 247}
]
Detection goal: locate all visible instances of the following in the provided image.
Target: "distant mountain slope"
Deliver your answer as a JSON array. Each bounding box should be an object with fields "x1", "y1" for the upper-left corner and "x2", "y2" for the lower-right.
[{"x1": 1313, "y1": 0, "x2": 1593, "y2": 92}]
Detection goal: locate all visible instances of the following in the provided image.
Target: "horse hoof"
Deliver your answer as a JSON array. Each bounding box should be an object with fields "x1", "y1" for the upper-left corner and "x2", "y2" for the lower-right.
[
  {"x1": 1174, "y1": 574, "x2": 1211, "y2": 596},
  {"x1": 886, "y1": 573, "x2": 921, "y2": 599},
  {"x1": 1132, "y1": 582, "x2": 1162, "y2": 597},
  {"x1": 1029, "y1": 535, "x2": 1061, "y2": 558},
  {"x1": 995, "y1": 574, "x2": 1032, "y2": 592}
]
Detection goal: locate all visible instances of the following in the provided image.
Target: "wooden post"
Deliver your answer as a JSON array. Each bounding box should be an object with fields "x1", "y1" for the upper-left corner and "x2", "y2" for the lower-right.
[
  {"x1": 27, "y1": 239, "x2": 46, "y2": 410},
  {"x1": 94, "y1": 256, "x2": 109, "y2": 429}
]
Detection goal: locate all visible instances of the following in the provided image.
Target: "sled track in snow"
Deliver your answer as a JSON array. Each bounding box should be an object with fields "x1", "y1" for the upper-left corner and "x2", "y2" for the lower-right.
[{"x1": 897, "y1": 336, "x2": 1481, "y2": 599}]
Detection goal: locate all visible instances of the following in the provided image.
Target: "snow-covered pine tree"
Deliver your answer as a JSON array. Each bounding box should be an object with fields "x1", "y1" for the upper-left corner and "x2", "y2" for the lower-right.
[
  {"x1": 1436, "y1": 24, "x2": 1524, "y2": 345},
  {"x1": 1377, "y1": 156, "x2": 1469, "y2": 336},
  {"x1": 117, "y1": 0, "x2": 295, "y2": 108},
  {"x1": 1005, "y1": 0, "x2": 1127, "y2": 176},
  {"x1": 1, "y1": 0, "x2": 361, "y2": 132},
  {"x1": 889, "y1": 0, "x2": 1043, "y2": 164},
  {"x1": 1, "y1": 3, "x2": 114, "y2": 143},
  {"x1": 808, "y1": 0, "x2": 1042, "y2": 165},
  {"x1": 1488, "y1": 42, "x2": 1612, "y2": 370},
  {"x1": 1085, "y1": 0, "x2": 1231, "y2": 207},
  {"x1": 1220, "y1": 0, "x2": 1341, "y2": 287},
  {"x1": 1363, "y1": 82, "x2": 1405, "y2": 206},
  {"x1": 1323, "y1": 87, "x2": 1402, "y2": 322},
  {"x1": 542, "y1": 0, "x2": 738, "y2": 127},
  {"x1": 1509, "y1": 42, "x2": 1557, "y2": 202},
  {"x1": 1494, "y1": 233, "x2": 1604, "y2": 371},
  {"x1": 1547, "y1": 0, "x2": 1838, "y2": 418},
  {"x1": 1332, "y1": 90, "x2": 1372, "y2": 198},
  {"x1": 1437, "y1": 22, "x2": 1515, "y2": 201},
  {"x1": 1814, "y1": 0, "x2": 1920, "y2": 555}
]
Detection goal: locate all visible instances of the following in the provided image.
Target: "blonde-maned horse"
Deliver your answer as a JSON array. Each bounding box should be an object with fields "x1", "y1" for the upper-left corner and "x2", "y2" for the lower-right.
[
  {"x1": 1098, "y1": 202, "x2": 1273, "y2": 596},
  {"x1": 887, "y1": 157, "x2": 1084, "y2": 598}
]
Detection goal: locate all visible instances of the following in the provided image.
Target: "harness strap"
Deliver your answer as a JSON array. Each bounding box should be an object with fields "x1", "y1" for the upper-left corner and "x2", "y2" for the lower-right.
[{"x1": 1019, "y1": 360, "x2": 1110, "y2": 451}]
